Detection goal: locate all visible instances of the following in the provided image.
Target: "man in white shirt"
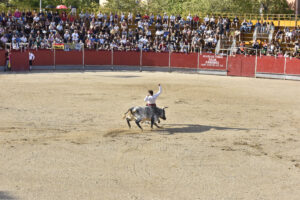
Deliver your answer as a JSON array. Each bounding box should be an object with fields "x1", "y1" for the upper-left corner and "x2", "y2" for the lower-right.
[
  {"x1": 29, "y1": 52, "x2": 35, "y2": 70},
  {"x1": 64, "y1": 30, "x2": 70, "y2": 42},
  {"x1": 33, "y1": 14, "x2": 40, "y2": 23},
  {"x1": 56, "y1": 24, "x2": 63, "y2": 32},
  {"x1": 163, "y1": 13, "x2": 169, "y2": 23},
  {"x1": 144, "y1": 84, "x2": 162, "y2": 107},
  {"x1": 97, "y1": 11, "x2": 103, "y2": 20},
  {"x1": 144, "y1": 84, "x2": 162, "y2": 122},
  {"x1": 20, "y1": 35, "x2": 27, "y2": 43},
  {"x1": 204, "y1": 15, "x2": 209, "y2": 25},
  {"x1": 79, "y1": 11, "x2": 85, "y2": 19},
  {"x1": 72, "y1": 30, "x2": 79, "y2": 43}
]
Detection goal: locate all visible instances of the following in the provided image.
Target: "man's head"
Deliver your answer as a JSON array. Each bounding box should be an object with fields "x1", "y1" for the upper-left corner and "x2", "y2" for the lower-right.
[{"x1": 148, "y1": 90, "x2": 153, "y2": 96}]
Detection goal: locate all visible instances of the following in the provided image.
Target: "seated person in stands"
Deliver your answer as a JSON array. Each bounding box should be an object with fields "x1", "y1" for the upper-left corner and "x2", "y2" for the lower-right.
[
  {"x1": 262, "y1": 40, "x2": 268, "y2": 55},
  {"x1": 255, "y1": 20, "x2": 261, "y2": 33},
  {"x1": 232, "y1": 16, "x2": 239, "y2": 28},
  {"x1": 268, "y1": 43, "x2": 276, "y2": 56},
  {"x1": 204, "y1": 15, "x2": 210, "y2": 25},
  {"x1": 238, "y1": 41, "x2": 245, "y2": 54},
  {"x1": 240, "y1": 19, "x2": 248, "y2": 32},
  {"x1": 252, "y1": 40, "x2": 260, "y2": 50},
  {"x1": 285, "y1": 30, "x2": 293, "y2": 43},
  {"x1": 234, "y1": 30, "x2": 241, "y2": 42},
  {"x1": 247, "y1": 21, "x2": 253, "y2": 32},
  {"x1": 261, "y1": 21, "x2": 267, "y2": 33},
  {"x1": 275, "y1": 29, "x2": 284, "y2": 41}
]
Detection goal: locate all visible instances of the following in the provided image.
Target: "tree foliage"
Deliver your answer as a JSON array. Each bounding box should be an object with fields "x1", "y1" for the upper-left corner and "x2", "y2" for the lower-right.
[
  {"x1": 0, "y1": 0, "x2": 293, "y2": 14},
  {"x1": 104, "y1": 0, "x2": 292, "y2": 14}
]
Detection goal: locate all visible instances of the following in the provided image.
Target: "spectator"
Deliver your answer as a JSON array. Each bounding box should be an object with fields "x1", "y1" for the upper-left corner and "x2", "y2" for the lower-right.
[
  {"x1": 240, "y1": 19, "x2": 248, "y2": 32},
  {"x1": 29, "y1": 51, "x2": 35, "y2": 70},
  {"x1": 247, "y1": 20, "x2": 253, "y2": 32},
  {"x1": 233, "y1": 16, "x2": 239, "y2": 28},
  {"x1": 255, "y1": 20, "x2": 261, "y2": 33},
  {"x1": 4, "y1": 50, "x2": 10, "y2": 71}
]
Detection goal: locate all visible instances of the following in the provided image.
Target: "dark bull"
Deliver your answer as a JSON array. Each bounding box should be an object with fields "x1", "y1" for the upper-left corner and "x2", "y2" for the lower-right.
[{"x1": 123, "y1": 106, "x2": 167, "y2": 130}]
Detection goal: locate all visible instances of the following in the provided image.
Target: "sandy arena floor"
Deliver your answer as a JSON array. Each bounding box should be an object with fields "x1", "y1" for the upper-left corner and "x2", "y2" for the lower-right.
[{"x1": 0, "y1": 71, "x2": 299, "y2": 200}]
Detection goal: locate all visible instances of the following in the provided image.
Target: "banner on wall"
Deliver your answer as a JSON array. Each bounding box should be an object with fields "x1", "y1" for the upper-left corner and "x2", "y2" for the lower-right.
[
  {"x1": 53, "y1": 43, "x2": 64, "y2": 49},
  {"x1": 64, "y1": 43, "x2": 82, "y2": 51},
  {"x1": 201, "y1": 54, "x2": 225, "y2": 68}
]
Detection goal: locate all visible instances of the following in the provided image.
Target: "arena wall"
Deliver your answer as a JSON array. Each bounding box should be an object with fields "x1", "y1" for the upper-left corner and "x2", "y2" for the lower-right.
[
  {"x1": 11, "y1": 51, "x2": 29, "y2": 71},
  {"x1": 2, "y1": 50, "x2": 300, "y2": 81}
]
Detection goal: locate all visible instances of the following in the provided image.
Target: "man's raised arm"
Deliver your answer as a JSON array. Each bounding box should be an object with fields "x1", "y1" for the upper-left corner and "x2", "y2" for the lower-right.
[{"x1": 153, "y1": 84, "x2": 162, "y2": 98}]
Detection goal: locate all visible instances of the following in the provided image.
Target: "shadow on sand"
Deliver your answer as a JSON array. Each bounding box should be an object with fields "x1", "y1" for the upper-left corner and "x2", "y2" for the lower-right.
[
  {"x1": 0, "y1": 191, "x2": 17, "y2": 200},
  {"x1": 157, "y1": 124, "x2": 250, "y2": 135}
]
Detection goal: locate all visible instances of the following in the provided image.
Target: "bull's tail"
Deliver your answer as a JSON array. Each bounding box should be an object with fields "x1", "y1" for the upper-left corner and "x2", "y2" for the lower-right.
[{"x1": 122, "y1": 107, "x2": 134, "y2": 119}]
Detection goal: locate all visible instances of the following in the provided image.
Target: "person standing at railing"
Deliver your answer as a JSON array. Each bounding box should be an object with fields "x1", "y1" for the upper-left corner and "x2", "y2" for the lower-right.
[
  {"x1": 29, "y1": 52, "x2": 35, "y2": 71},
  {"x1": 4, "y1": 50, "x2": 9, "y2": 72}
]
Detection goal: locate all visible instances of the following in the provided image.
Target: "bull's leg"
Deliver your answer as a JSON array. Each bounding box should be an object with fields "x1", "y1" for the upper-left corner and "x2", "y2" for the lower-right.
[
  {"x1": 126, "y1": 118, "x2": 131, "y2": 128},
  {"x1": 154, "y1": 122, "x2": 161, "y2": 128},
  {"x1": 151, "y1": 116, "x2": 155, "y2": 129},
  {"x1": 135, "y1": 119, "x2": 143, "y2": 130}
]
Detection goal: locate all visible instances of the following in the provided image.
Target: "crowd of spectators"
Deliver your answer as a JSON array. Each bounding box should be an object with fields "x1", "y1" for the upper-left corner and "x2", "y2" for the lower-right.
[
  {"x1": 0, "y1": 9, "x2": 299, "y2": 57},
  {"x1": 238, "y1": 19, "x2": 300, "y2": 57}
]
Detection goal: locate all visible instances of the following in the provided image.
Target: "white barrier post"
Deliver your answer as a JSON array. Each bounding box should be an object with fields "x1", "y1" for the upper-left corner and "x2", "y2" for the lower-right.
[
  {"x1": 140, "y1": 48, "x2": 142, "y2": 72},
  {"x1": 255, "y1": 49, "x2": 258, "y2": 78},
  {"x1": 197, "y1": 49, "x2": 200, "y2": 73},
  {"x1": 260, "y1": 49, "x2": 262, "y2": 58},
  {"x1": 168, "y1": 47, "x2": 171, "y2": 73},
  {"x1": 53, "y1": 47, "x2": 56, "y2": 71},
  {"x1": 226, "y1": 51, "x2": 229, "y2": 75},
  {"x1": 284, "y1": 57, "x2": 287, "y2": 80},
  {"x1": 111, "y1": 48, "x2": 114, "y2": 71},
  {"x1": 82, "y1": 44, "x2": 85, "y2": 71}
]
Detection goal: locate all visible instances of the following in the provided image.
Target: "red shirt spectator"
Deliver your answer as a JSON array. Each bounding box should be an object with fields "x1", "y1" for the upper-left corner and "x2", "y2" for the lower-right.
[
  {"x1": 143, "y1": 14, "x2": 149, "y2": 20},
  {"x1": 193, "y1": 15, "x2": 199, "y2": 23},
  {"x1": 61, "y1": 12, "x2": 67, "y2": 22},
  {"x1": 69, "y1": 14, "x2": 75, "y2": 23}
]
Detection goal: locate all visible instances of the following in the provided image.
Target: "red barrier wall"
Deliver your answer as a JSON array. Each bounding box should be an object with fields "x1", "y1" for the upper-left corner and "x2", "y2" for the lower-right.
[
  {"x1": 32, "y1": 50, "x2": 54, "y2": 66},
  {"x1": 142, "y1": 52, "x2": 169, "y2": 67},
  {"x1": 228, "y1": 55, "x2": 242, "y2": 76},
  {"x1": 257, "y1": 56, "x2": 285, "y2": 74},
  {"x1": 199, "y1": 53, "x2": 226, "y2": 70},
  {"x1": 55, "y1": 50, "x2": 83, "y2": 65},
  {"x1": 85, "y1": 50, "x2": 111, "y2": 65},
  {"x1": 0, "y1": 50, "x2": 6, "y2": 66},
  {"x1": 171, "y1": 53, "x2": 197, "y2": 68},
  {"x1": 113, "y1": 51, "x2": 140, "y2": 66},
  {"x1": 6, "y1": 50, "x2": 300, "y2": 78},
  {"x1": 286, "y1": 58, "x2": 300, "y2": 75},
  {"x1": 228, "y1": 55, "x2": 255, "y2": 77},
  {"x1": 11, "y1": 51, "x2": 29, "y2": 71},
  {"x1": 241, "y1": 55, "x2": 256, "y2": 77}
]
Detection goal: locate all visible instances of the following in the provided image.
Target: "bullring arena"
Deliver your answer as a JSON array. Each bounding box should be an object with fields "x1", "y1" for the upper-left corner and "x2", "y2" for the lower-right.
[{"x1": 0, "y1": 70, "x2": 300, "y2": 199}]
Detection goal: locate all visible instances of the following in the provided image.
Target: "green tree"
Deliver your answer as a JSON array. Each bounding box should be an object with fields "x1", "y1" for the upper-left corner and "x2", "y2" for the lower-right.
[{"x1": 1, "y1": 0, "x2": 293, "y2": 14}]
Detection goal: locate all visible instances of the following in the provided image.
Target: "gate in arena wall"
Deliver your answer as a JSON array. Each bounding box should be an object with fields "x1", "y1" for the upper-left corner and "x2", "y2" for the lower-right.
[
  {"x1": 10, "y1": 50, "x2": 29, "y2": 71},
  {"x1": 227, "y1": 54, "x2": 256, "y2": 77}
]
